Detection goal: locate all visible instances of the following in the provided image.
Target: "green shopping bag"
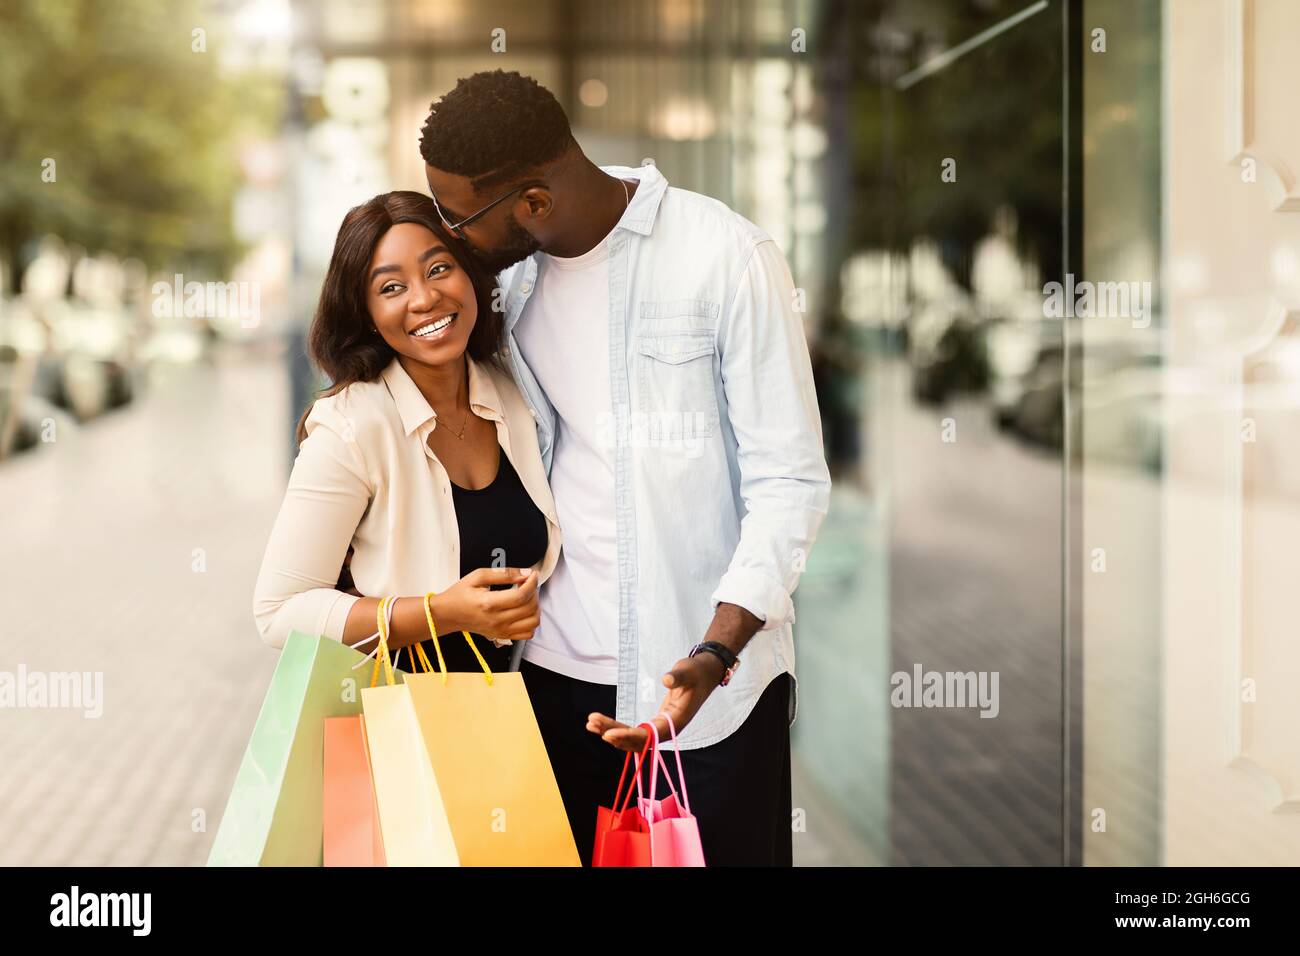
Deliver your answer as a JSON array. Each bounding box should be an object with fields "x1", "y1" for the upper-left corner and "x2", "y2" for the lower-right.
[{"x1": 207, "y1": 630, "x2": 390, "y2": 866}]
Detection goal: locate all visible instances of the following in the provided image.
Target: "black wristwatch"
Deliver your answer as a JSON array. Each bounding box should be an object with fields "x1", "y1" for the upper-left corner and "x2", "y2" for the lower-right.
[{"x1": 688, "y1": 641, "x2": 740, "y2": 686}]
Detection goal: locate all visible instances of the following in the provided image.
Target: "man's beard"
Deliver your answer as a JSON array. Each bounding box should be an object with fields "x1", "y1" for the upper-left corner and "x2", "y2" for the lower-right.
[{"x1": 469, "y1": 214, "x2": 541, "y2": 276}]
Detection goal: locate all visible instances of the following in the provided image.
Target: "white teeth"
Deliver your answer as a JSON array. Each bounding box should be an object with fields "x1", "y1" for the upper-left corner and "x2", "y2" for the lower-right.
[{"x1": 411, "y1": 314, "x2": 455, "y2": 338}]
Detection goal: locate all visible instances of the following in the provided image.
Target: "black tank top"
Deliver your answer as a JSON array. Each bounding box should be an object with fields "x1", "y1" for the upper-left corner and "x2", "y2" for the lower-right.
[{"x1": 396, "y1": 446, "x2": 548, "y2": 673}]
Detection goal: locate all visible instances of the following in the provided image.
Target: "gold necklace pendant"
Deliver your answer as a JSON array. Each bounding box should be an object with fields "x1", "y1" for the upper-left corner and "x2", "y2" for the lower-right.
[
  {"x1": 450, "y1": 410, "x2": 469, "y2": 440},
  {"x1": 434, "y1": 374, "x2": 470, "y2": 440},
  {"x1": 436, "y1": 408, "x2": 469, "y2": 440}
]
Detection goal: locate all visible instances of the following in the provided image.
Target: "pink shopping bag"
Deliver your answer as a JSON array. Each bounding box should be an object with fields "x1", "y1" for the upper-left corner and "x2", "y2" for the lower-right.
[{"x1": 636, "y1": 714, "x2": 705, "y2": 867}]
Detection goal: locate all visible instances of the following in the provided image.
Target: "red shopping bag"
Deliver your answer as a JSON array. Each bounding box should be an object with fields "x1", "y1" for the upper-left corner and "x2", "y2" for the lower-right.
[
  {"x1": 637, "y1": 714, "x2": 706, "y2": 867},
  {"x1": 592, "y1": 728, "x2": 655, "y2": 867}
]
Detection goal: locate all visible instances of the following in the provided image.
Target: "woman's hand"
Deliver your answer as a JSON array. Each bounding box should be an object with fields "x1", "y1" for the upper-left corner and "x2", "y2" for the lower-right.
[{"x1": 433, "y1": 567, "x2": 540, "y2": 642}]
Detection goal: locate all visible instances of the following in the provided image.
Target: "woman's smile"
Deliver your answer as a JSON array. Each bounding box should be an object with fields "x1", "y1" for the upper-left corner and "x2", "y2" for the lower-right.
[{"x1": 409, "y1": 311, "x2": 458, "y2": 341}]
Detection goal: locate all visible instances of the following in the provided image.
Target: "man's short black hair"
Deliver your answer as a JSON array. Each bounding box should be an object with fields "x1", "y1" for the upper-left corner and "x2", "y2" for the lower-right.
[{"x1": 419, "y1": 70, "x2": 576, "y2": 194}]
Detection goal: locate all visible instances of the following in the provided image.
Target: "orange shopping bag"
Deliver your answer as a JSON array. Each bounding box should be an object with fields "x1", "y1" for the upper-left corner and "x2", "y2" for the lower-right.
[{"x1": 323, "y1": 715, "x2": 386, "y2": 867}]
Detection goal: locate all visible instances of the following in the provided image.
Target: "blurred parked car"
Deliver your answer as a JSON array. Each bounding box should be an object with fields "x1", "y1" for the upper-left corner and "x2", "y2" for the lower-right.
[
  {"x1": 0, "y1": 294, "x2": 142, "y2": 460},
  {"x1": 987, "y1": 316, "x2": 1062, "y2": 429},
  {"x1": 908, "y1": 304, "x2": 991, "y2": 405},
  {"x1": 995, "y1": 328, "x2": 1169, "y2": 458},
  {"x1": 5, "y1": 243, "x2": 146, "y2": 435},
  {"x1": 0, "y1": 344, "x2": 38, "y2": 457},
  {"x1": 0, "y1": 331, "x2": 76, "y2": 460},
  {"x1": 1004, "y1": 344, "x2": 1074, "y2": 449},
  {"x1": 35, "y1": 298, "x2": 138, "y2": 421}
]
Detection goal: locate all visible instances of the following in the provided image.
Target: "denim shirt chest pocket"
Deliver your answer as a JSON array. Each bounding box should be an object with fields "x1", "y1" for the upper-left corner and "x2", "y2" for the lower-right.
[{"x1": 635, "y1": 299, "x2": 721, "y2": 450}]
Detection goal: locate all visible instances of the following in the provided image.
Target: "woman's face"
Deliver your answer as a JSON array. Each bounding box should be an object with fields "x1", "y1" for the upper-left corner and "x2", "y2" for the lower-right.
[{"x1": 366, "y1": 222, "x2": 477, "y2": 367}]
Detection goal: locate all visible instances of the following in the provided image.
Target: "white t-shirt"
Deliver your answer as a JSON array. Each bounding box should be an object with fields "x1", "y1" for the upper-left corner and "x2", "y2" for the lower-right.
[{"x1": 514, "y1": 236, "x2": 620, "y2": 685}]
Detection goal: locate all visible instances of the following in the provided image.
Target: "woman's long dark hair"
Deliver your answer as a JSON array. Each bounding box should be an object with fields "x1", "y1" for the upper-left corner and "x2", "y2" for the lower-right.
[{"x1": 294, "y1": 190, "x2": 502, "y2": 445}]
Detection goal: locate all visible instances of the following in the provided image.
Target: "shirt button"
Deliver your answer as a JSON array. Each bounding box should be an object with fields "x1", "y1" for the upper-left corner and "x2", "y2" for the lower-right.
[{"x1": 520, "y1": 282, "x2": 532, "y2": 294}]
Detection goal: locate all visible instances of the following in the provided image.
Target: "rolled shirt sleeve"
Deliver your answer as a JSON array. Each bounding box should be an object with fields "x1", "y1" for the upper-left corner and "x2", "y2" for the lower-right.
[
  {"x1": 251, "y1": 405, "x2": 370, "y2": 649},
  {"x1": 709, "y1": 238, "x2": 831, "y2": 630}
]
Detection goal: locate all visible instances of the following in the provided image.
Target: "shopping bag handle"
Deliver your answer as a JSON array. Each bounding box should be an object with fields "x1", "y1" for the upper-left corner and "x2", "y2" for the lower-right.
[
  {"x1": 345, "y1": 594, "x2": 406, "y2": 685},
  {"x1": 610, "y1": 726, "x2": 657, "y2": 818},
  {"x1": 409, "y1": 633, "x2": 437, "y2": 676},
  {"x1": 642, "y1": 720, "x2": 686, "y2": 823},
  {"x1": 370, "y1": 595, "x2": 398, "y2": 688},
  {"x1": 421, "y1": 591, "x2": 494, "y2": 686},
  {"x1": 346, "y1": 594, "x2": 394, "y2": 673},
  {"x1": 387, "y1": 599, "x2": 440, "y2": 676},
  {"x1": 639, "y1": 722, "x2": 665, "y2": 861},
  {"x1": 650, "y1": 713, "x2": 692, "y2": 816},
  {"x1": 344, "y1": 593, "x2": 496, "y2": 686}
]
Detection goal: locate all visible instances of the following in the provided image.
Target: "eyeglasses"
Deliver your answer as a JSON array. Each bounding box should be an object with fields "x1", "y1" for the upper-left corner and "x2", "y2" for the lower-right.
[{"x1": 431, "y1": 183, "x2": 533, "y2": 242}]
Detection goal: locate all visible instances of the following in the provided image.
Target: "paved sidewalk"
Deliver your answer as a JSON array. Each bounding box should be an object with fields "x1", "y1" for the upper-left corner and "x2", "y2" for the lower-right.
[
  {"x1": 0, "y1": 344, "x2": 292, "y2": 865},
  {"x1": 885, "y1": 363, "x2": 1068, "y2": 865}
]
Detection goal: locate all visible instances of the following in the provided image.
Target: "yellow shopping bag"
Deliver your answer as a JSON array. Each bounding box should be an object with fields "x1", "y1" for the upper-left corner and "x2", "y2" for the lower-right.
[
  {"x1": 363, "y1": 594, "x2": 580, "y2": 866},
  {"x1": 360, "y1": 597, "x2": 458, "y2": 866}
]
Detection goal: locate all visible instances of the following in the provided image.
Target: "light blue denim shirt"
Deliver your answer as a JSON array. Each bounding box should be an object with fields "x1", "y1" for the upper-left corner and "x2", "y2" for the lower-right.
[{"x1": 500, "y1": 163, "x2": 831, "y2": 750}]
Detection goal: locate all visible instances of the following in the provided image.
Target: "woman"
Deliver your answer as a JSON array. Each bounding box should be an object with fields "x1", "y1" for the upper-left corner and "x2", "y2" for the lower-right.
[{"x1": 252, "y1": 191, "x2": 557, "y2": 672}]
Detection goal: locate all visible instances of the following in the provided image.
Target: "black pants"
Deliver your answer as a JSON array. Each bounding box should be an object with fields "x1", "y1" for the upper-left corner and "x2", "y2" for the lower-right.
[{"x1": 520, "y1": 659, "x2": 793, "y2": 867}]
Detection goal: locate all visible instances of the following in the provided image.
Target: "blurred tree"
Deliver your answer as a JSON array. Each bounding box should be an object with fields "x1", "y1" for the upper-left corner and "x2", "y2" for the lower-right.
[
  {"x1": 842, "y1": 0, "x2": 1065, "y2": 290},
  {"x1": 0, "y1": 0, "x2": 281, "y2": 293}
]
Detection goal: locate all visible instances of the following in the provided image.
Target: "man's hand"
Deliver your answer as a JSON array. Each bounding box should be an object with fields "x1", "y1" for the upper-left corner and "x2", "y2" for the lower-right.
[{"x1": 586, "y1": 652, "x2": 728, "y2": 752}]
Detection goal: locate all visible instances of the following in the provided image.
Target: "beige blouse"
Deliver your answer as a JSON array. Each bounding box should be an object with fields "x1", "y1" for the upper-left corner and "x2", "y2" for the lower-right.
[{"x1": 252, "y1": 355, "x2": 560, "y2": 650}]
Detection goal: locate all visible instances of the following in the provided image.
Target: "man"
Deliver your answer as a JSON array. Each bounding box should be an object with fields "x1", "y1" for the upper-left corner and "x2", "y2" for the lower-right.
[{"x1": 418, "y1": 70, "x2": 830, "y2": 866}]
